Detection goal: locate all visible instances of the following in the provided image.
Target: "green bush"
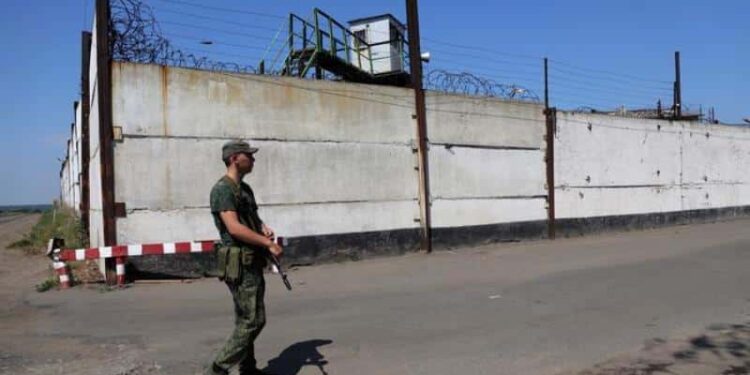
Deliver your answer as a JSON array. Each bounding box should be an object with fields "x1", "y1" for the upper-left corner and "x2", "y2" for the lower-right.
[
  {"x1": 35, "y1": 277, "x2": 59, "y2": 292},
  {"x1": 9, "y1": 207, "x2": 88, "y2": 254}
]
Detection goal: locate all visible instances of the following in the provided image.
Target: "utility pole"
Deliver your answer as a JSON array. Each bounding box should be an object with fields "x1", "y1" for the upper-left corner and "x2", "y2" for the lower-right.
[
  {"x1": 543, "y1": 57, "x2": 556, "y2": 240},
  {"x1": 544, "y1": 57, "x2": 549, "y2": 110},
  {"x1": 406, "y1": 0, "x2": 432, "y2": 252},
  {"x1": 674, "y1": 51, "x2": 682, "y2": 120}
]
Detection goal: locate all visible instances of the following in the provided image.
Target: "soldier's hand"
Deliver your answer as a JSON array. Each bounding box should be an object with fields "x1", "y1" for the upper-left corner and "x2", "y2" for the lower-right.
[
  {"x1": 268, "y1": 242, "x2": 283, "y2": 258},
  {"x1": 262, "y1": 223, "x2": 275, "y2": 240}
]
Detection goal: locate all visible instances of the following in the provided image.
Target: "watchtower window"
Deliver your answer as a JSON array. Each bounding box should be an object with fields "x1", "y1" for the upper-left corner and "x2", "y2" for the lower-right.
[{"x1": 354, "y1": 29, "x2": 368, "y2": 44}]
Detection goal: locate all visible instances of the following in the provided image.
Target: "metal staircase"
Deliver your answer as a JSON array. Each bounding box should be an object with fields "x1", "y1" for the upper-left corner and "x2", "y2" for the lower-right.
[{"x1": 261, "y1": 9, "x2": 411, "y2": 87}]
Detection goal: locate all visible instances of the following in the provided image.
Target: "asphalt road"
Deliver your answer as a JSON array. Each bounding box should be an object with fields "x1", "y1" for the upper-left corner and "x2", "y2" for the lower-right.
[{"x1": 2, "y1": 216, "x2": 750, "y2": 374}]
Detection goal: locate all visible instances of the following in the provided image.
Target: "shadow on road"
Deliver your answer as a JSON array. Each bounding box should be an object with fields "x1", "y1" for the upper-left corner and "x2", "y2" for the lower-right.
[
  {"x1": 576, "y1": 321, "x2": 750, "y2": 375},
  {"x1": 263, "y1": 339, "x2": 333, "y2": 375}
]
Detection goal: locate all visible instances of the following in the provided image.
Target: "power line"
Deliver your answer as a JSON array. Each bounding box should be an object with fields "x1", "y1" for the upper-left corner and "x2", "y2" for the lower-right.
[
  {"x1": 149, "y1": 0, "x2": 285, "y2": 20},
  {"x1": 163, "y1": 33, "x2": 271, "y2": 51},
  {"x1": 550, "y1": 93, "x2": 656, "y2": 110},
  {"x1": 428, "y1": 64, "x2": 541, "y2": 85},
  {"x1": 550, "y1": 65, "x2": 672, "y2": 92},
  {"x1": 428, "y1": 55, "x2": 541, "y2": 78},
  {"x1": 421, "y1": 36, "x2": 542, "y2": 61},
  {"x1": 151, "y1": 7, "x2": 283, "y2": 33},
  {"x1": 172, "y1": 45, "x2": 263, "y2": 61},
  {"x1": 423, "y1": 46, "x2": 543, "y2": 69},
  {"x1": 549, "y1": 75, "x2": 672, "y2": 98},
  {"x1": 550, "y1": 71, "x2": 672, "y2": 96},
  {"x1": 159, "y1": 20, "x2": 277, "y2": 42},
  {"x1": 549, "y1": 58, "x2": 672, "y2": 84}
]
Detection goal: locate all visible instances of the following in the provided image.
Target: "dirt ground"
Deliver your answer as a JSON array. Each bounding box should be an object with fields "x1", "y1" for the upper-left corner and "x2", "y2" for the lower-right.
[
  {"x1": 0, "y1": 214, "x2": 160, "y2": 375},
  {"x1": 1, "y1": 213, "x2": 749, "y2": 375}
]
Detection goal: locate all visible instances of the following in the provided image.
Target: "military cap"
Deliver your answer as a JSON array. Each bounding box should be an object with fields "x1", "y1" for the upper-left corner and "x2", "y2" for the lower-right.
[{"x1": 222, "y1": 140, "x2": 259, "y2": 160}]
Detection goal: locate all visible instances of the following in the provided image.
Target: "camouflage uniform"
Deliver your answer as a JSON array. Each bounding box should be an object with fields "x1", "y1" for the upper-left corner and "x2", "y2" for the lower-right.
[{"x1": 208, "y1": 176, "x2": 268, "y2": 375}]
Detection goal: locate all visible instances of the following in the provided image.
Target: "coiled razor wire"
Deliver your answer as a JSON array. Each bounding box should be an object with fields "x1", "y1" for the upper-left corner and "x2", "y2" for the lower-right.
[
  {"x1": 424, "y1": 70, "x2": 540, "y2": 102},
  {"x1": 110, "y1": 0, "x2": 256, "y2": 73}
]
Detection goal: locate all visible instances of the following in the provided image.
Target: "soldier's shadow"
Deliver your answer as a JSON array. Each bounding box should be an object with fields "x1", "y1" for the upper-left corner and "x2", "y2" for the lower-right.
[{"x1": 262, "y1": 339, "x2": 333, "y2": 375}]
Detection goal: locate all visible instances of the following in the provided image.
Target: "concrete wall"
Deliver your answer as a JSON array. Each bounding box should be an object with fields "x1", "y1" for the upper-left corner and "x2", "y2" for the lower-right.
[
  {"x1": 65, "y1": 58, "x2": 750, "y2": 264},
  {"x1": 109, "y1": 62, "x2": 551, "y2": 251},
  {"x1": 60, "y1": 102, "x2": 83, "y2": 212},
  {"x1": 111, "y1": 62, "x2": 421, "y2": 245},
  {"x1": 88, "y1": 15, "x2": 104, "y2": 247},
  {"x1": 555, "y1": 111, "x2": 750, "y2": 219},
  {"x1": 426, "y1": 94, "x2": 547, "y2": 229}
]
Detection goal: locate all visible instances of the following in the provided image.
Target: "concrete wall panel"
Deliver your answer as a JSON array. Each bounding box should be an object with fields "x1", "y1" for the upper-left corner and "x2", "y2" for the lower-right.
[
  {"x1": 432, "y1": 198, "x2": 546, "y2": 228},
  {"x1": 430, "y1": 146, "x2": 545, "y2": 199},
  {"x1": 556, "y1": 112, "x2": 681, "y2": 187},
  {"x1": 118, "y1": 199, "x2": 419, "y2": 244},
  {"x1": 112, "y1": 63, "x2": 415, "y2": 144},
  {"x1": 87, "y1": 19, "x2": 104, "y2": 247},
  {"x1": 681, "y1": 184, "x2": 750, "y2": 211},
  {"x1": 681, "y1": 126, "x2": 750, "y2": 185},
  {"x1": 426, "y1": 93, "x2": 545, "y2": 149},
  {"x1": 556, "y1": 186, "x2": 682, "y2": 219},
  {"x1": 117, "y1": 209, "x2": 215, "y2": 245},
  {"x1": 556, "y1": 112, "x2": 750, "y2": 219},
  {"x1": 114, "y1": 137, "x2": 416, "y2": 210},
  {"x1": 261, "y1": 200, "x2": 419, "y2": 237}
]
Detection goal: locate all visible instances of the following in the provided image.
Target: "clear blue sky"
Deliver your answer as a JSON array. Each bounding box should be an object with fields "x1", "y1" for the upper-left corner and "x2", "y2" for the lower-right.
[{"x1": 1, "y1": 0, "x2": 747, "y2": 205}]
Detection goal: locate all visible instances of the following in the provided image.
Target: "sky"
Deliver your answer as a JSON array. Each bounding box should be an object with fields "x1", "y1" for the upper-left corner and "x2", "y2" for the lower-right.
[{"x1": 0, "y1": 0, "x2": 748, "y2": 205}]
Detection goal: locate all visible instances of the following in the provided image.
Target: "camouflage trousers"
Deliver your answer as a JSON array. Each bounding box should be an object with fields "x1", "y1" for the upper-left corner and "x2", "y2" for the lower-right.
[{"x1": 210, "y1": 265, "x2": 266, "y2": 374}]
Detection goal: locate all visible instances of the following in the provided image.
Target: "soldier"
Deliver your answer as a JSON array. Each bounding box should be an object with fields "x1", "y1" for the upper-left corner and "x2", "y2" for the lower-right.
[{"x1": 206, "y1": 140, "x2": 283, "y2": 375}]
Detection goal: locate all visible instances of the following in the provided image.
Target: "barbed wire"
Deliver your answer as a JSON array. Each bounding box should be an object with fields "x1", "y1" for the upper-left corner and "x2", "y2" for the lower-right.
[
  {"x1": 424, "y1": 69, "x2": 541, "y2": 102},
  {"x1": 110, "y1": 0, "x2": 256, "y2": 73}
]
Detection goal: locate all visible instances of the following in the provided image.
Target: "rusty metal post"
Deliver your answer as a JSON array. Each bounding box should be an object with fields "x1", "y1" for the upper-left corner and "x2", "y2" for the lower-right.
[
  {"x1": 674, "y1": 51, "x2": 681, "y2": 119},
  {"x1": 406, "y1": 0, "x2": 432, "y2": 252},
  {"x1": 544, "y1": 107, "x2": 557, "y2": 240},
  {"x1": 96, "y1": 0, "x2": 117, "y2": 283},
  {"x1": 81, "y1": 31, "x2": 92, "y2": 238}
]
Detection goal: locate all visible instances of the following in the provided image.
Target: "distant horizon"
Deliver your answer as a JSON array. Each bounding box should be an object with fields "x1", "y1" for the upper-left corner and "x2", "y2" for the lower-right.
[{"x1": 0, "y1": 203, "x2": 54, "y2": 210}]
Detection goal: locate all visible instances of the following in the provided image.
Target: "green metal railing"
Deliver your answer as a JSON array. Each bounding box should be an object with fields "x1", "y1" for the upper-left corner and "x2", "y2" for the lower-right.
[{"x1": 262, "y1": 8, "x2": 409, "y2": 79}]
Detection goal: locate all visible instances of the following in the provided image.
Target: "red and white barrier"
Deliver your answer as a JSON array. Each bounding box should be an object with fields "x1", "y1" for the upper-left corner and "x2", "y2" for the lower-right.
[
  {"x1": 50, "y1": 240, "x2": 218, "y2": 287},
  {"x1": 115, "y1": 256, "x2": 126, "y2": 285},
  {"x1": 53, "y1": 261, "x2": 71, "y2": 289},
  {"x1": 56, "y1": 240, "x2": 216, "y2": 262}
]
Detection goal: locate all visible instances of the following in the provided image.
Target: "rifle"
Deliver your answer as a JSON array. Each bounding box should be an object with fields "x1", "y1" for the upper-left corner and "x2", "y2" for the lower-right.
[{"x1": 268, "y1": 237, "x2": 292, "y2": 291}]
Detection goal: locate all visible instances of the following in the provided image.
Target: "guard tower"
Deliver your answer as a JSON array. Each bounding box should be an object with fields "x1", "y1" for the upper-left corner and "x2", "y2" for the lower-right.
[
  {"x1": 274, "y1": 8, "x2": 411, "y2": 87},
  {"x1": 348, "y1": 14, "x2": 407, "y2": 75}
]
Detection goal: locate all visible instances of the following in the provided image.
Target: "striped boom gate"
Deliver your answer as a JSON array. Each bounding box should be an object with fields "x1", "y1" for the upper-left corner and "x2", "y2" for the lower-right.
[{"x1": 48, "y1": 238, "x2": 217, "y2": 287}]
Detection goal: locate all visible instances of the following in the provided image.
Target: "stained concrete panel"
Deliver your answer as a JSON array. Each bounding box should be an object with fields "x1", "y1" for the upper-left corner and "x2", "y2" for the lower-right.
[
  {"x1": 88, "y1": 73, "x2": 104, "y2": 247},
  {"x1": 430, "y1": 146, "x2": 545, "y2": 199},
  {"x1": 681, "y1": 126, "x2": 750, "y2": 186},
  {"x1": 426, "y1": 93, "x2": 545, "y2": 149},
  {"x1": 681, "y1": 184, "x2": 750, "y2": 211},
  {"x1": 556, "y1": 112, "x2": 681, "y2": 187},
  {"x1": 114, "y1": 137, "x2": 417, "y2": 210},
  {"x1": 112, "y1": 62, "x2": 415, "y2": 144},
  {"x1": 432, "y1": 198, "x2": 546, "y2": 228},
  {"x1": 117, "y1": 199, "x2": 419, "y2": 244},
  {"x1": 556, "y1": 186, "x2": 683, "y2": 219}
]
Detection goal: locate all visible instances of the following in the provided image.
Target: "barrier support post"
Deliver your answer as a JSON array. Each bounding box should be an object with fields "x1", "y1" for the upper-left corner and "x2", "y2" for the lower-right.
[{"x1": 115, "y1": 256, "x2": 126, "y2": 286}]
